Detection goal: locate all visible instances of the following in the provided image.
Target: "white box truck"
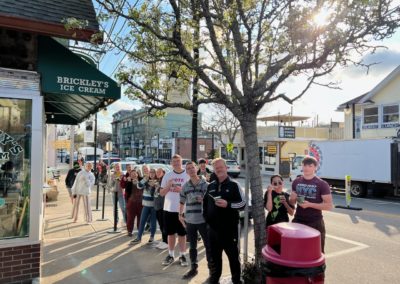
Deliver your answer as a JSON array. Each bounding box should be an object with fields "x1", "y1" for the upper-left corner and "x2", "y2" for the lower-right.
[{"x1": 290, "y1": 138, "x2": 400, "y2": 197}]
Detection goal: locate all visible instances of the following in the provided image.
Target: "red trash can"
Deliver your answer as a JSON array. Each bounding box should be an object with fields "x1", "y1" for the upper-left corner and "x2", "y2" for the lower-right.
[{"x1": 262, "y1": 222, "x2": 325, "y2": 283}]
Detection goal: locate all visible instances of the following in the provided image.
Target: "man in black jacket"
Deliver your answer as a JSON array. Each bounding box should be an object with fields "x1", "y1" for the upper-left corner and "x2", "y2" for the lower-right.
[
  {"x1": 203, "y1": 158, "x2": 245, "y2": 284},
  {"x1": 65, "y1": 161, "x2": 81, "y2": 203}
]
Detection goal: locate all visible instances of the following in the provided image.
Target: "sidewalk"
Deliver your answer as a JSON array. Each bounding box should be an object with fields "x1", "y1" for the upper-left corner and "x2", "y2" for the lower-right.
[{"x1": 41, "y1": 174, "x2": 236, "y2": 284}]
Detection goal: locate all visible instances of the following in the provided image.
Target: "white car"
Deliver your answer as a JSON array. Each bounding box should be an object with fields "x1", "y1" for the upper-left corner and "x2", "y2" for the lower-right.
[
  {"x1": 111, "y1": 161, "x2": 137, "y2": 175},
  {"x1": 132, "y1": 163, "x2": 172, "y2": 176},
  {"x1": 125, "y1": 157, "x2": 139, "y2": 163},
  {"x1": 226, "y1": 160, "x2": 240, "y2": 178}
]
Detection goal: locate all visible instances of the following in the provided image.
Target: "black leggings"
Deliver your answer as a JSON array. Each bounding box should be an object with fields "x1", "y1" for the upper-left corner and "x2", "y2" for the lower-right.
[{"x1": 156, "y1": 209, "x2": 167, "y2": 243}]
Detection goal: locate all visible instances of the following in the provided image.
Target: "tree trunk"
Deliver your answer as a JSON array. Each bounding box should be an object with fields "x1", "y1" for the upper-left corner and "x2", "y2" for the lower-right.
[{"x1": 239, "y1": 113, "x2": 266, "y2": 264}]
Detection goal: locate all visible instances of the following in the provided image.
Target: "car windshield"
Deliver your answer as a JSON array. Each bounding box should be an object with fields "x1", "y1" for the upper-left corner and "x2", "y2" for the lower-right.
[{"x1": 226, "y1": 160, "x2": 239, "y2": 165}]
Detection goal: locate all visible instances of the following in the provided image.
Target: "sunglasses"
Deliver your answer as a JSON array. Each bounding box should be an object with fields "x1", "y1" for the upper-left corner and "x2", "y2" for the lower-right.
[{"x1": 273, "y1": 181, "x2": 283, "y2": 186}]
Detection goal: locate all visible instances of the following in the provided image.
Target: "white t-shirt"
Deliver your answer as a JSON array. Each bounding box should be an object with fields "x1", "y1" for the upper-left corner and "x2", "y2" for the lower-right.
[{"x1": 161, "y1": 169, "x2": 189, "y2": 212}]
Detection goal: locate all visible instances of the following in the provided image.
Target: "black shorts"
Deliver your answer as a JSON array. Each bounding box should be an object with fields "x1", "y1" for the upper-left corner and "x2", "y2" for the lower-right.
[{"x1": 164, "y1": 211, "x2": 186, "y2": 236}]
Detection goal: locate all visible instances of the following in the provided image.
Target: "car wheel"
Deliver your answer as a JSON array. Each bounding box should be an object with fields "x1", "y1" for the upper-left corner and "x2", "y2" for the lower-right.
[{"x1": 350, "y1": 182, "x2": 366, "y2": 198}]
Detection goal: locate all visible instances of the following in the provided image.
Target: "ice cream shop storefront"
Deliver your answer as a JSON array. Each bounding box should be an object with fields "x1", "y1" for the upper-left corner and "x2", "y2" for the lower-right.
[{"x1": 0, "y1": 2, "x2": 120, "y2": 282}]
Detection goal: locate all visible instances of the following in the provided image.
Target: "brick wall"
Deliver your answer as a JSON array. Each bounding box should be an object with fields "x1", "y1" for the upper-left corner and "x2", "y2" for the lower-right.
[
  {"x1": 176, "y1": 138, "x2": 213, "y2": 160},
  {"x1": 0, "y1": 244, "x2": 40, "y2": 284}
]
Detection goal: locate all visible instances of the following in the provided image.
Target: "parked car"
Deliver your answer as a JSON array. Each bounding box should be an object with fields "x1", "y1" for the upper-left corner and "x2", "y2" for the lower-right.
[
  {"x1": 181, "y1": 158, "x2": 192, "y2": 166},
  {"x1": 153, "y1": 158, "x2": 170, "y2": 165},
  {"x1": 65, "y1": 152, "x2": 77, "y2": 164},
  {"x1": 102, "y1": 157, "x2": 121, "y2": 165},
  {"x1": 125, "y1": 157, "x2": 139, "y2": 163},
  {"x1": 110, "y1": 161, "x2": 137, "y2": 175},
  {"x1": 239, "y1": 187, "x2": 252, "y2": 224},
  {"x1": 139, "y1": 156, "x2": 153, "y2": 164},
  {"x1": 226, "y1": 160, "x2": 240, "y2": 178},
  {"x1": 133, "y1": 163, "x2": 172, "y2": 176}
]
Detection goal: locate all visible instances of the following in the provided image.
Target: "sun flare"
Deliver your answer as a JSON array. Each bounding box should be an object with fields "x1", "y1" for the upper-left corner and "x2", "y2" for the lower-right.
[{"x1": 313, "y1": 8, "x2": 332, "y2": 27}]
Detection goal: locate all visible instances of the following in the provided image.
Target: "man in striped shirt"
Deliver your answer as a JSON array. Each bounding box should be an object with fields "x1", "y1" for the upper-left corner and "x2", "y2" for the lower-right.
[{"x1": 179, "y1": 161, "x2": 211, "y2": 279}]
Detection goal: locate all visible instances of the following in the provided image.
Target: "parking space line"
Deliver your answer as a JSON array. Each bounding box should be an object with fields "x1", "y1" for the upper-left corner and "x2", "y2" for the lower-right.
[{"x1": 325, "y1": 234, "x2": 369, "y2": 259}]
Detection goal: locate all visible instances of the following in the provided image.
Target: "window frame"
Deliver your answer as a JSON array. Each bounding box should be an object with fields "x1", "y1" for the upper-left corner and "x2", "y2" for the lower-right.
[
  {"x1": 381, "y1": 103, "x2": 399, "y2": 126},
  {"x1": 0, "y1": 89, "x2": 43, "y2": 246},
  {"x1": 362, "y1": 106, "x2": 379, "y2": 127}
]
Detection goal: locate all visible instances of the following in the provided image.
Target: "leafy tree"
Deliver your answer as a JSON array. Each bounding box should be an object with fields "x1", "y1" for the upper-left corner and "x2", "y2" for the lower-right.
[{"x1": 96, "y1": 0, "x2": 400, "y2": 264}]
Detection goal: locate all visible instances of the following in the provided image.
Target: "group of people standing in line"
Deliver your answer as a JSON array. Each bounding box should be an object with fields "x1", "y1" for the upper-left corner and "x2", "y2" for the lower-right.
[{"x1": 65, "y1": 154, "x2": 333, "y2": 283}]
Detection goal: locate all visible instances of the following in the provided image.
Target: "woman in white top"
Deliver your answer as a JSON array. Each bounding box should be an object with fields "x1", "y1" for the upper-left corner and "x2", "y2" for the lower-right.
[{"x1": 71, "y1": 162, "x2": 95, "y2": 223}]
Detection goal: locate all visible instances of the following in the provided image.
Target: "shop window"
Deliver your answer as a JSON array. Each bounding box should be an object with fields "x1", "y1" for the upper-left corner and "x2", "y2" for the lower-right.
[
  {"x1": 382, "y1": 105, "x2": 399, "y2": 123},
  {"x1": 0, "y1": 98, "x2": 32, "y2": 239},
  {"x1": 363, "y1": 107, "x2": 379, "y2": 124},
  {"x1": 264, "y1": 146, "x2": 277, "y2": 166}
]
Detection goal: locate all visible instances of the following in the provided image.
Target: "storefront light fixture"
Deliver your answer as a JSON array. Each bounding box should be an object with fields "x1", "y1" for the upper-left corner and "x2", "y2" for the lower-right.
[
  {"x1": 51, "y1": 114, "x2": 54, "y2": 119},
  {"x1": 344, "y1": 103, "x2": 351, "y2": 115}
]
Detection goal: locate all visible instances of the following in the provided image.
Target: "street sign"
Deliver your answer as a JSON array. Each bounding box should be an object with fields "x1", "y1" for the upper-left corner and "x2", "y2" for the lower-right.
[
  {"x1": 227, "y1": 142, "x2": 234, "y2": 153},
  {"x1": 278, "y1": 126, "x2": 296, "y2": 138},
  {"x1": 267, "y1": 145, "x2": 277, "y2": 154},
  {"x1": 53, "y1": 140, "x2": 70, "y2": 149}
]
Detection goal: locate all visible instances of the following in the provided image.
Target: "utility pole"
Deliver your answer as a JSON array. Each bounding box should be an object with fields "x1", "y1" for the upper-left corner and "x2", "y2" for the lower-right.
[
  {"x1": 191, "y1": 0, "x2": 200, "y2": 162},
  {"x1": 157, "y1": 133, "x2": 160, "y2": 159},
  {"x1": 209, "y1": 127, "x2": 215, "y2": 159}
]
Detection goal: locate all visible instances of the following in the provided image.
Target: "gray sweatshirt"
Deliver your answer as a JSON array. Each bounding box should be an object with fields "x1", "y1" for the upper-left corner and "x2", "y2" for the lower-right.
[{"x1": 180, "y1": 177, "x2": 208, "y2": 224}]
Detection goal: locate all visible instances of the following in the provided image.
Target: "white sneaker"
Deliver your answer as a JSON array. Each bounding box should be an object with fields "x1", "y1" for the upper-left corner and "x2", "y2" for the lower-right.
[{"x1": 157, "y1": 242, "x2": 168, "y2": 250}]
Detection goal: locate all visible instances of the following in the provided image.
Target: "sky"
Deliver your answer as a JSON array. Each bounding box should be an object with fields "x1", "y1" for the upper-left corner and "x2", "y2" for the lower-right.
[{"x1": 89, "y1": 5, "x2": 400, "y2": 133}]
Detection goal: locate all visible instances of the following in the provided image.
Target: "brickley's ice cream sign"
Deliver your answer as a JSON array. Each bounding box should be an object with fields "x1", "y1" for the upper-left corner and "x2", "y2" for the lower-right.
[{"x1": 57, "y1": 76, "x2": 109, "y2": 95}]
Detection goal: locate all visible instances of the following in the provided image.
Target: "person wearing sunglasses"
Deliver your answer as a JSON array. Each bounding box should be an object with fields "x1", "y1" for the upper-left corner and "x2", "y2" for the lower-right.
[{"x1": 264, "y1": 174, "x2": 294, "y2": 228}]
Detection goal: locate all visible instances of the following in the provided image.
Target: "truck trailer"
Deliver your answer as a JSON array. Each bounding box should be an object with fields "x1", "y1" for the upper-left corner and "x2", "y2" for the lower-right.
[{"x1": 290, "y1": 138, "x2": 400, "y2": 197}]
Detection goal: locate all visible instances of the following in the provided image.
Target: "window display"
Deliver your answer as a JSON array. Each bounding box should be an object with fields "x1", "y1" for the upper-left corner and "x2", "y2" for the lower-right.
[{"x1": 0, "y1": 98, "x2": 31, "y2": 239}]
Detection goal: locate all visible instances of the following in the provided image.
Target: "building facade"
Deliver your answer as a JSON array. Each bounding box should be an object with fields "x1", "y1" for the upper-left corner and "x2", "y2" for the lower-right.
[
  {"x1": 338, "y1": 65, "x2": 400, "y2": 139},
  {"x1": 233, "y1": 123, "x2": 344, "y2": 176},
  {"x1": 112, "y1": 107, "x2": 211, "y2": 160},
  {"x1": 0, "y1": 1, "x2": 120, "y2": 283}
]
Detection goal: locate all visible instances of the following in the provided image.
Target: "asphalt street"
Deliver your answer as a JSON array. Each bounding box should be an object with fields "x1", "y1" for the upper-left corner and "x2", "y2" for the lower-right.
[{"x1": 235, "y1": 174, "x2": 400, "y2": 284}]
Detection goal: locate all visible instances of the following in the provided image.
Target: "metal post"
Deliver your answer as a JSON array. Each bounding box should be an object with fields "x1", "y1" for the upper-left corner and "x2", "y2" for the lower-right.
[
  {"x1": 97, "y1": 183, "x2": 108, "y2": 221},
  {"x1": 93, "y1": 113, "x2": 100, "y2": 211},
  {"x1": 69, "y1": 126, "x2": 74, "y2": 168},
  {"x1": 243, "y1": 150, "x2": 249, "y2": 262},
  {"x1": 352, "y1": 103, "x2": 356, "y2": 139},
  {"x1": 108, "y1": 190, "x2": 121, "y2": 233},
  {"x1": 107, "y1": 141, "x2": 121, "y2": 233}
]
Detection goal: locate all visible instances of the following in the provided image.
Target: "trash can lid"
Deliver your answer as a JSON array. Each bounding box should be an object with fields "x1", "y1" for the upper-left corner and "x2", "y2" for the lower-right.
[{"x1": 262, "y1": 223, "x2": 325, "y2": 268}]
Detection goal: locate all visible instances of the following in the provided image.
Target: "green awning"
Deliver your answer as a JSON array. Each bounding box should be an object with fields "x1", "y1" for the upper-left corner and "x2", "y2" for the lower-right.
[{"x1": 37, "y1": 36, "x2": 121, "y2": 125}]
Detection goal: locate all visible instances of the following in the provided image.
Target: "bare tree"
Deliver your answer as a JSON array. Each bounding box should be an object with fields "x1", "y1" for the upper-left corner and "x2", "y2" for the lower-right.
[
  {"x1": 204, "y1": 104, "x2": 240, "y2": 155},
  {"x1": 96, "y1": 0, "x2": 400, "y2": 265}
]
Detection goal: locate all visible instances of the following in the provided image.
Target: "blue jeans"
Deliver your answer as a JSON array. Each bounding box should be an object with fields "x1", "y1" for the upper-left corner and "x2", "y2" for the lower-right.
[
  {"x1": 137, "y1": 206, "x2": 157, "y2": 240},
  {"x1": 112, "y1": 190, "x2": 126, "y2": 223}
]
